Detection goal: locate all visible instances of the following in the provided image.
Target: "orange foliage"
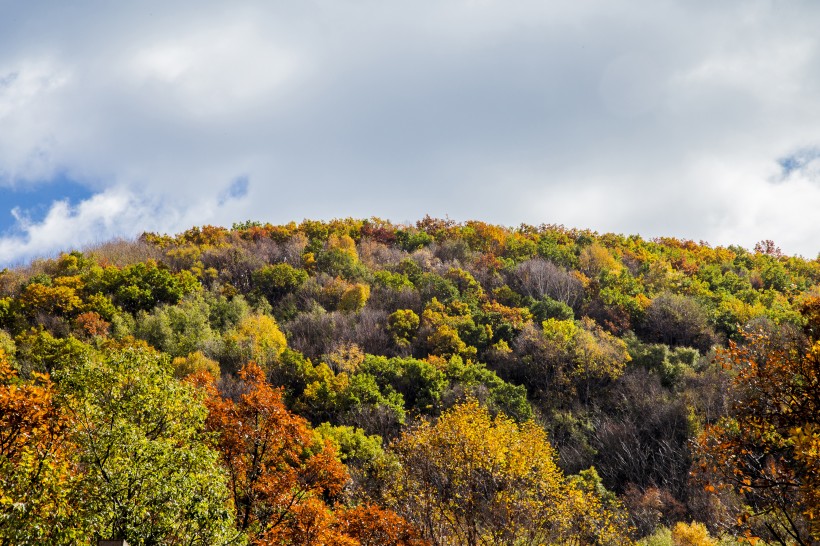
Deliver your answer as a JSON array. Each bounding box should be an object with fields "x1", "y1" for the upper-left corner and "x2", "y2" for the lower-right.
[
  {"x1": 336, "y1": 504, "x2": 429, "y2": 546},
  {"x1": 193, "y1": 362, "x2": 350, "y2": 544},
  {"x1": 695, "y1": 331, "x2": 820, "y2": 543},
  {"x1": 0, "y1": 350, "x2": 78, "y2": 539},
  {"x1": 75, "y1": 311, "x2": 110, "y2": 337}
]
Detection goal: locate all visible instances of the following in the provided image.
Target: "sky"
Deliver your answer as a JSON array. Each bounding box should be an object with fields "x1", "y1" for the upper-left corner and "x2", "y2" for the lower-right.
[{"x1": 2, "y1": 0, "x2": 820, "y2": 265}]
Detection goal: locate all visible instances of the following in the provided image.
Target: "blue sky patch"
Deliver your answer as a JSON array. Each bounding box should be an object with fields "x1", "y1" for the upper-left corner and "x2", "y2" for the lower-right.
[
  {"x1": 218, "y1": 175, "x2": 250, "y2": 205},
  {"x1": 0, "y1": 174, "x2": 94, "y2": 234},
  {"x1": 777, "y1": 148, "x2": 820, "y2": 178}
]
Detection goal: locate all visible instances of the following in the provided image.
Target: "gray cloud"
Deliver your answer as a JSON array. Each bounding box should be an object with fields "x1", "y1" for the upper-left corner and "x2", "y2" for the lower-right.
[{"x1": 2, "y1": 0, "x2": 820, "y2": 264}]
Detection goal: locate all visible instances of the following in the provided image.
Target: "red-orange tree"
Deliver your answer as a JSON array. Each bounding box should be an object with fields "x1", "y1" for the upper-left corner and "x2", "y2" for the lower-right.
[
  {"x1": 193, "y1": 362, "x2": 350, "y2": 544},
  {"x1": 0, "y1": 349, "x2": 80, "y2": 544},
  {"x1": 696, "y1": 329, "x2": 820, "y2": 545},
  {"x1": 335, "y1": 504, "x2": 428, "y2": 546}
]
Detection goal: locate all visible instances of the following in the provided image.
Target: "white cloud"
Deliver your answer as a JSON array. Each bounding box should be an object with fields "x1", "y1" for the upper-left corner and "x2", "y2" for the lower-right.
[
  {"x1": 127, "y1": 22, "x2": 304, "y2": 118},
  {"x1": 0, "y1": 180, "x2": 254, "y2": 266},
  {"x1": 0, "y1": 189, "x2": 148, "y2": 265},
  {"x1": 0, "y1": 58, "x2": 71, "y2": 183},
  {"x1": 2, "y1": 0, "x2": 820, "y2": 263}
]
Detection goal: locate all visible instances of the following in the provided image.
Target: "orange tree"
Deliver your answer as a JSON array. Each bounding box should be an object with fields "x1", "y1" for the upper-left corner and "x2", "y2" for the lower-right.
[
  {"x1": 194, "y1": 362, "x2": 427, "y2": 545},
  {"x1": 695, "y1": 327, "x2": 820, "y2": 545},
  {"x1": 193, "y1": 362, "x2": 350, "y2": 544},
  {"x1": 0, "y1": 349, "x2": 80, "y2": 545}
]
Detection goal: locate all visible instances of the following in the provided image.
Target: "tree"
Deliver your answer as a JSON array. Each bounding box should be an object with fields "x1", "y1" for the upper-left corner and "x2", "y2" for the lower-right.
[
  {"x1": 194, "y1": 362, "x2": 350, "y2": 544},
  {"x1": 579, "y1": 243, "x2": 622, "y2": 278},
  {"x1": 340, "y1": 283, "x2": 371, "y2": 312},
  {"x1": 252, "y1": 263, "x2": 309, "y2": 303},
  {"x1": 172, "y1": 350, "x2": 221, "y2": 379},
  {"x1": 336, "y1": 504, "x2": 428, "y2": 546},
  {"x1": 641, "y1": 293, "x2": 716, "y2": 352},
  {"x1": 90, "y1": 260, "x2": 200, "y2": 313},
  {"x1": 670, "y1": 521, "x2": 717, "y2": 546},
  {"x1": 19, "y1": 279, "x2": 82, "y2": 318},
  {"x1": 695, "y1": 329, "x2": 820, "y2": 544},
  {"x1": 388, "y1": 309, "x2": 420, "y2": 347},
  {"x1": 0, "y1": 349, "x2": 80, "y2": 545},
  {"x1": 508, "y1": 318, "x2": 628, "y2": 408},
  {"x1": 55, "y1": 345, "x2": 237, "y2": 545},
  {"x1": 222, "y1": 313, "x2": 287, "y2": 374},
  {"x1": 133, "y1": 294, "x2": 215, "y2": 357},
  {"x1": 514, "y1": 258, "x2": 585, "y2": 309},
  {"x1": 390, "y1": 400, "x2": 631, "y2": 545}
]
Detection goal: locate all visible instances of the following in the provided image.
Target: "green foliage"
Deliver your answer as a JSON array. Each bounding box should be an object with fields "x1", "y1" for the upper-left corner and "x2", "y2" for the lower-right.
[
  {"x1": 360, "y1": 355, "x2": 447, "y2": 413},
  {"x1": 374, "y1": 270, "x2": 414, "y2": 290},
  {"x1": 396, "y1": 229, "x2": 433, "y2": 252},
  {"x1": 443, "y1": 356, "x2": 533, "y2": 422},
  {"x1": 626, "y1": 334, "x2": 700, "y2": 388},
  {"x1": 14, "y1": 328, "x2": 92, "y2": 376},
  {"x1": 0, "y1": 297, "x2": 12, "y2": 328},
  {"x1": 314, "y1": 423, "x2": 397, "y2": 500},
  {"x1": 444, "y1": 267, "x2": 484, "y2": 307},
  {"x1": 252, "y1": 262, "x2": 309, "y2": 302},
  {"x1": 316, "y1": 247, "x2": 369, "y2": 280},
  {"x1": 538, "y1": 234, "x2": 578, "y2": 268},
  {"x1": 299, "y1": 368, "x2": 407, "y2": 435},
  {"x1": 387, "y1": 309, "x2": 420, "y2": 345},
  {"x1": 531, "y1": 295, "x2": 575, "y2": 321},
  {"x1": 134, "y1": 293, "x2": 215, "y2": 357},
  {"x1": 5, "y1": 217, "x2": 820, "y2": 543},
  {"x1": 316, "y1": 422, "x2": 385, "y2": 465},
  {"x1": 54, "y1": 345, "x2": 237, "y2": 545},
  {"x1": 638, "y1": 526, "x2": 673, "y2": 546},
  {"x1": 89, "y1": 260, "x2": 201, "y2": 313},
  {"x1": 205, "y1": 290, "x2": 251, "y2": 331},
  {"x1": 0, "y1": 329, "x2": 14, "y2": 361}
]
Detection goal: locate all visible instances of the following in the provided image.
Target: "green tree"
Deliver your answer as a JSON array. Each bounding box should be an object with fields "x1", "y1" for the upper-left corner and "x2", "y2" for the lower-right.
[
  {"x1": 89, "y1": 260, "x2": 200, "y2": 313},
  {"x1": 388, "y1": 309, "x2": 420, "y2": 347},
  {"x1": 55, "y1": 345, "x2": 237, "y2": 545},
  {"x1": 252, "y1": 263, "x2": 309, "y2": 303},
  {"x1": 133, "y1": 294, "x2": 215, "y2": 357}
]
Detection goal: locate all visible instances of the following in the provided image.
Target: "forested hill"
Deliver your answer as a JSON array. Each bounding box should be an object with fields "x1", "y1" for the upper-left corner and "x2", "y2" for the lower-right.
[{"x1": 1, "y1": 217, "x2": 818, "y2": 545}]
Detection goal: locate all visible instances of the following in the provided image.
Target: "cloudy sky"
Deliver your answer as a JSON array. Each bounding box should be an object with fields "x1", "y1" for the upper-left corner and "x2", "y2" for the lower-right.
[{"x1": 1, "y1": 0, "x2": 820, "y2": 265}]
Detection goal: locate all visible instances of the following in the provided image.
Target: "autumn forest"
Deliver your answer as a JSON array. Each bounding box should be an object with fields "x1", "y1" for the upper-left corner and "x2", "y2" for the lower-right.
[{"x1": 0, "y1": 217, "x2": 818, "y2": 545}]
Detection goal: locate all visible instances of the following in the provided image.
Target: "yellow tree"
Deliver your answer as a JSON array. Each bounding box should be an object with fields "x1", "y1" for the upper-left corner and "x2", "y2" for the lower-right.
[
  {"x1": 391, "y1": 400, "x2": 632, "y2": 545},
  {"x1": 222, "y1": 313, "x2": 287, "y2": 374}
]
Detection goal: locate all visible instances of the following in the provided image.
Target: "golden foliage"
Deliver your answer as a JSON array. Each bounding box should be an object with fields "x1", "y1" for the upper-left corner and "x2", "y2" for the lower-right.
[{"x1": 391, "y1": 400, "x2": 632, "y2": 545}]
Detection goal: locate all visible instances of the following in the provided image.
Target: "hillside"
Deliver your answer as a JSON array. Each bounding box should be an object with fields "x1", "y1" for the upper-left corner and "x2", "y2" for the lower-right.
[{"x1": 0, "y1": 217, "x2": 817, "y2": 545}]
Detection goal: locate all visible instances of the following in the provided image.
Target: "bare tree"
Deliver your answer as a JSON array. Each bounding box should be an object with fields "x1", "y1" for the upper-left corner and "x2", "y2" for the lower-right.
[{"x1": 513, "y1": 258, "x2": 584, "y2": 309}]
